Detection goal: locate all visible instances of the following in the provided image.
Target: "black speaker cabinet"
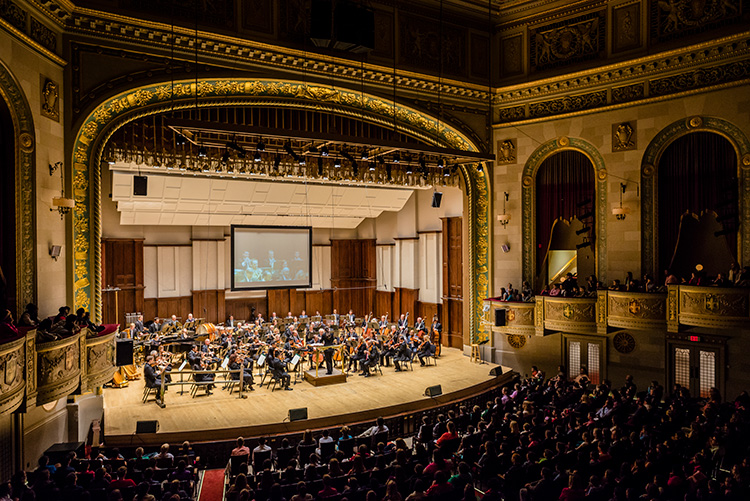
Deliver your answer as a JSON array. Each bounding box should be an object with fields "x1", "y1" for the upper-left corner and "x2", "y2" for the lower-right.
[
  {"x1": 495, "y1": 308, "x2": 506, "y2": 327},
  {"x1": 424, "y1": 385, "x2": 442, "y2": 397},
  {"x1": 133, "y1": 175, "x2": 148, "y2": 196},
  {"x1": 431, "y1": 192, "x2": 443, "y2": 208},
  {"x1": 489, "y1": 367, "x2": 502, "y2": 377},
  {"x1": 115, "y1": 339, "x2": 134, "y2": 366},
  {"x1": 289, "y1": 407, "x2": 308, "y2": 422},
  {"x1": 136, "y1": 420, "x2": 159, "y2": 434}
]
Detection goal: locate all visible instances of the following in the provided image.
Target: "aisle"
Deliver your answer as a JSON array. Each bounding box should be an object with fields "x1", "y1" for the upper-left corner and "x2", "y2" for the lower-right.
[{"x1": 197, "y1": 469, "x2": 226, "y2": 501}]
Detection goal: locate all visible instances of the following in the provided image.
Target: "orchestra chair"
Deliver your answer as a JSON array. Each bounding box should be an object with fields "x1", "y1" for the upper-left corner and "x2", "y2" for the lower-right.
[
  {"x1": 423, "y1": 349, "x2": 438, "y2": 367},
  {"x1": 189, "y1": 373, "x2": 214, "y2": 398},
  {"x1": 266, "y1": 370, "x2": 283, "y2": 392},
  {"x1": 252, "y1": 449, "x2": 272, "y2": 475},
  {"x1": 142, "y1": 384, "x2": 158, "y2": 404}
]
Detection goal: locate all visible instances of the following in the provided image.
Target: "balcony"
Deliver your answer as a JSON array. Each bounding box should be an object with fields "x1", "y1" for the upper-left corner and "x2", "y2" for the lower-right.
[
  {"x1": 536, "y1": 296, "x2": 599, "y2": 335},
  {"x1": 605, "y1": 291, "x2": 667, "y2": 330},
  {"x1": 668, "y1": 285, "x2": 750, "y2": 332},
  {"x1": 482, "y1": 299, "x2": 535, "y2": 336},
  {"x1": 0, "y1": 327, "x2": 119, "y2": 416}
]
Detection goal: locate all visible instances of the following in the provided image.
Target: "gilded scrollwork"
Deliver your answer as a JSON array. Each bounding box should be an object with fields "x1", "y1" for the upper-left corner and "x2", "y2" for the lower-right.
[
  {"x1": 40, "y1": 77, "x2": 59, "y2": 121},
  {"x1": 611, "y1": 84, "x2": 644, "y2": 104},
  {"x1": 613, "y1": 122, "x2": 637, "y2": 152},
  {"x1": 652, "y1": 0, "x2": 742, "y2": 42},
  {"x1": 529, "y1": 91, "x2": 607, "y2": 119},
  {"x1": 531, "y1": 12, "x2": 604, "y2": 71},
  {"x1": 497, "y1": 139, "x2": 516, "y2": 164}
]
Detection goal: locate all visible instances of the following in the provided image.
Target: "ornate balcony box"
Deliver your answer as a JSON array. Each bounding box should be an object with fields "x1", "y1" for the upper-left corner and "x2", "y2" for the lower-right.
[
  {"x1": 536, "y1": 296, "x2": 597, "y2": 335},
  {"x1": 81, "y1": 330, "x2": 118, "y2": 392},
  {"x1": 606, "y1": 291, "x2": 667, "y2": 330},
  {"x1": 35, "y1": 332, "x2": 82, "y2": 406},
  {"x1": 672, "y1": 285, "x2": 750, "y2": 331},
  {"x1": 0, "y1": 332, "x2": 29, "y2": 416},
  {"x1": 482, "y1": 299, "x2": 536, "y2": 337}
]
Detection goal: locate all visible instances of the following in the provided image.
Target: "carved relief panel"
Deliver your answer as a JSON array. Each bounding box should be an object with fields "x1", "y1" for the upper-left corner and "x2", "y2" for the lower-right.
[
  {"x1": 612, "y1": 2, "x2": 642, "y2": 53},
  {"x1": 530, "y1": 11, "x2": 605, "y2": 71},
  {"x1": 0, "y1": 336, "x2": 26, "y2": 416},
  {"x1": 399, "y1": 13, "x2": 466, "y2": 76}
]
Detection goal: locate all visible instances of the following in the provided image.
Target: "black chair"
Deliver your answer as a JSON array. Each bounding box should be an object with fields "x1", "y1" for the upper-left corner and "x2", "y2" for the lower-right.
[
  {"x1": 337, "y1": 437, "x2": 355, "y2": 457},
  {"x1": 297, "y1": 443, "x2": 317, "y2": 466},
  {"x1": 228, "y1": 454, "x2": 249, "y2": 476},
  {"x1": 155, "y1": 456, "x2": 173, "y2": 469},
  {"x1": 372, "y1": 431, "x2": 389, "y2": 448},
  {"x1": 252, "y1": 449, "x2": 273, "y2": 474},
  {"x1": 319, "y1": 440, "x2": 336, "y2": 461},
  {"x1": 275, "y1": 446, "x2": 296, "y2": 470}
]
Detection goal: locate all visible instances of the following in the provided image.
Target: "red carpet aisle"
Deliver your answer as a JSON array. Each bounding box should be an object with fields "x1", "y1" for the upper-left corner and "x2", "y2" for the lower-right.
[{"x1": 197, "y1": 469, "x2": 226, "y2": 501}]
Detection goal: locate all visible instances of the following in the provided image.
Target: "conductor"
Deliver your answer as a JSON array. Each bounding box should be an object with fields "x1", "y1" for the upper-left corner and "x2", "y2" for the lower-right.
[{"x1": 321, "y1": 327, "x2": 335, "y2": 375}]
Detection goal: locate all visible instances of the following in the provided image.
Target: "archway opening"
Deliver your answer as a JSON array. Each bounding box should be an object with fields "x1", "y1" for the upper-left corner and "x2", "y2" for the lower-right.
[
  {"x1": 657, "y1": 131, "x2": 738, "y2": 279},
  {"x1": 0, "y1": 95, "x2": 15, "y2": 314}
]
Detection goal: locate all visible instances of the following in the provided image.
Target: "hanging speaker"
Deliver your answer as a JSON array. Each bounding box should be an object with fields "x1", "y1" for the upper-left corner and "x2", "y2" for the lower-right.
[
  {"x1": 133, "y1": 175, "x2": 148, "y2": 196},
  {"x1": 116, "y1": 339, "x2": 134, "y2": 366},
  {"x1": 495, "y1": 308, "x2": 506, "y2": 327},
  {"x1": 431, "y1": 192, "x2": 443, "y2": 208}
]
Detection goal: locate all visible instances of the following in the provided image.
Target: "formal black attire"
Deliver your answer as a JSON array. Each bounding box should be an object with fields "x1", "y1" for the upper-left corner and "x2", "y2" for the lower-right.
[
  {"x1": 229, "y1": 360, "x2": 254, "y2": 388},
  {"x1": 322, "y1": 330, "x2": 335, "y2": 375},
  {"x1": 143, "y1": 362, "x2": 164, "y2": 400},
  {"x1": 191, "y1": 362, "x2": 215, "y2": 393},
  {"x1": 270, "y1": 357, "x2": 291, "y2": 389},
  {"x1": 394, "y1": 339, "x2": 411, "y2": 371}
]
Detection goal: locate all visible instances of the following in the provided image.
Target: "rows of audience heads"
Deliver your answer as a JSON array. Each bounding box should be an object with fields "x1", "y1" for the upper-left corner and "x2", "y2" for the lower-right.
[{"x1": 0, "y1": 303, "x2": 106, "y2": 343}]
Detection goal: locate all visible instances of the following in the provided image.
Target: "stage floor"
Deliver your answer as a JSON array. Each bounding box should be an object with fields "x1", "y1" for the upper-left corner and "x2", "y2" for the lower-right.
[{"x1": 103, "y1": 348, "x2": 510, "y2": 447}]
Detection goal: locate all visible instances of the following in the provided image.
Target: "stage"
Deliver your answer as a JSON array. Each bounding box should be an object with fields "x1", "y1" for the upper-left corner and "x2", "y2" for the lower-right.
[{"x1": 102, "y1": 348, "x2": 512, "y2": 447}]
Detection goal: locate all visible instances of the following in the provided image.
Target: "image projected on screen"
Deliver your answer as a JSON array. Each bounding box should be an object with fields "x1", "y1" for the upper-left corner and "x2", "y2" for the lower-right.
[{"x1": 231, "y1": 225, "x2": 312, "y2": 290}]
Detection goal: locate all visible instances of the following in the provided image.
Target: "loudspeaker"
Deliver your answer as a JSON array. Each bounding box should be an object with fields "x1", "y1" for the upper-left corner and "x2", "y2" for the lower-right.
[
  {"x1": 49, "y1": 245, "x2": 62, "y2": 258},
  {"x1": 489, "y1": 367, "x2": 503, "y2": 377},
  {"x1": 115, "y1": 339, "x2": 134, "y2": 366},
  {"x1": 495, "y1": 308, "x2": 506, "y2": 327},
  {"x1": 501, "y1": 244, "x2": 510, "y2": 253},
  {"x1": 289, "y1": 407, "x2": 308, "y2": 422},
  {"x1": 133, "y1": 175, "x2": 148, "y2": 196},
  {"x1": 431, "y1": 192, "x2": 443, "y2": 208},
  {"x1": 135, "y1": 420, "x2": 159, "y2": 434},
  {"x1": 424, "y1": 385, "x2": 442, "y2": 397}
]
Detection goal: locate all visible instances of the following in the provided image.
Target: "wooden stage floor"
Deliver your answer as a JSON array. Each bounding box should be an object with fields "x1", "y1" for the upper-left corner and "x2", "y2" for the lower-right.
[{"x1": 103, "y1": 348, "x2": 511, "y2": 447}]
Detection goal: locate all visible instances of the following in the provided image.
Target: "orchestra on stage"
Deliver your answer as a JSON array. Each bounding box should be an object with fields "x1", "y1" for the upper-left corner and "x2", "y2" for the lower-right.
[{"x1": 122, "y1": 308, "x2": 443, "y2": 405}]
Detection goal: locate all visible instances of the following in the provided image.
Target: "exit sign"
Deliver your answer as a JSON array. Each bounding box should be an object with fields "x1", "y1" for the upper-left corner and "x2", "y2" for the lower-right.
[{"x1": 688, "y1": 335, "x2": 701, "y2": 342}]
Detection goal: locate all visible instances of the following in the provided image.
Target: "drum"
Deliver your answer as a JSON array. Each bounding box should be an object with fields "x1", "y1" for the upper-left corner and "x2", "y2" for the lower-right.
[{"x1": 196, "y1": 322, "x2": 218, "y2": 341}]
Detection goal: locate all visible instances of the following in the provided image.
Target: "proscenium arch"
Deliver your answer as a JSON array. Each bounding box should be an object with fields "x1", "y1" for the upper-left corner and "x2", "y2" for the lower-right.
[
  {"x1": 521, "y1": 137, "x2": 608, "y2": 286},
  {"x1": 0, "y1": 60, "x2": 37, "y2": 316},
  {"x1": 71, "y1": 78, "x2": 492, "y2": 344},
  {"x1": 641, "y1": 116, "x2": 750, "y2": 277}
]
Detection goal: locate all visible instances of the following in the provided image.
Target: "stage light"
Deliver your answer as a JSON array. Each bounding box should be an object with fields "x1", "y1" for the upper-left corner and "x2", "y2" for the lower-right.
[
  {"x1": 369, "y1": 162, "x2": 376, "y2": 171},
  {"x1": 575, "y1": 226, "x2": 590, "y2": 235},
  {"x1": 299, "y1": 157, "x2": 306, "y2": 166},
  {"x1": 579, "y1": 211, "x2": 594, "y2": 220},
  {"x1": 361, "y1": 151, "x2": 369, "y2": 161},
  {"x1": 477, "y1": 164, "x2": 484, "y2": 172},
  {"x1": 198, "y1": 145, "x2": 207, "y2": 157},
  {"x1": 576, "y1": 240, "x2": 591, "y2": 249},
  {"x1": 437, "y1": 158, "x2": 444, "y2": 167},
  {"x1": 406, "y1": 165, "x2": 413, "y2": 175},
  {"x1": 254, "y1": 151, "x2": 262, "y2": 162}
]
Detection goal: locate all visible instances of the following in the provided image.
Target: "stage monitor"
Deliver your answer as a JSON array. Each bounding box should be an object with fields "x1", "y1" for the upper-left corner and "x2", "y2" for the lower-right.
[{"x1": 231, "y1": 225, "x2": 312, "y2": 291}]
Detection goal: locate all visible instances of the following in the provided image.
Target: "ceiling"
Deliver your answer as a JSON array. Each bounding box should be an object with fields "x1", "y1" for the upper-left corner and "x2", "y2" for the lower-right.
[{"x1": 111, "y1": 169, "x2": 415, "y2": 228}]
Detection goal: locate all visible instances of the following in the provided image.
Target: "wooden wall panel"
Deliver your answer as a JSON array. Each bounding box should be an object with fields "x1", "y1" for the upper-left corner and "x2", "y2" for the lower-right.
[
  {"x1": 331, "y1": 239, "x2": 377, "y2": 316},
  {"x1": 225, "y1": 296, "x2": 268, "y2": 323},
  {"x1": 375, "y1": 290, "x2": 394, "y2": 318},
  {"x1": 101, "y1": 238, "x2": 145, "y2": 326},
  {"x1": 394, "y1": 288, "x2": 419, "y2": 318},
  {"x1": 267, "y1": 289, "x2": 291, "y2": 317},
  {"x1": 192, "y1": 289, "x2": 225, "y2": 324},
  {"x1": 305, "y1": 290, "x2": 333, "y2": 316},
  {"x1": 446, "y1": 299, "x2": 464, "y2": 348},
  {"x1": 441, "y1": 217, "x2": 463, "y2": 346},
  {"x1": 417, "y1": 301, "x2": 440, "y2": 324},
  {"x1": 290, "y1": 289, "x2": 307, "y2": 315}
]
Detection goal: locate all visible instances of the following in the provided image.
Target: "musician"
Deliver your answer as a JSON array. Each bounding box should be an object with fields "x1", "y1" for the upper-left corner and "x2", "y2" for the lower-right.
[
  {"x1": 191, "y1": 357, "x2": 215, "y2": 395},
  {"x1": 397, "y1": 314, "x2": 408, "y2": 331},
  {"x1": 143, "y1": 355, "x2": 166, "y2": 407},
  {"x1": 331, "y1": 309, "x2": 340, "y2": 326},
  {"x1": 200, "y1": 339, "x2": 221, "y2": 366},
  {"x1": 133, "y1": 314, "x2": 145, "y2": 335},
  {"x1": 360, "y1": 342, "x2": 379, "y2": 378},
  {"x1": 299, "y1": 310, "x2": 308, "y2": 319},
  {"x1": 417, "y1": 334, "x2": 436, "y2": 366},
  {"x1": 269, "y1": 312, "x2": 278, "y2": 322},
  {"x1": 187, "y1": 345, "x2": 202, "y2": 366},
  {"x1": 228, "y1": 353, "x2": 254, "y2": 391},
  {"x1": 379, "y1": 315, "x2": 389, "y2": 330},
  {"x1": 414, "y1": 316, "x2": 426, "y2": 334},
  {"x1": 346, "y1": 310, "x2": 356, "y2": 326},
  {"x1": 149, "y1": 317, "x2": 162, "y2": 334},
  {"x1": 270, "y1": 352, "x2": 292, "y2": 390},
  {"x1": 286, "y1": 311, "x2": 293, "y2": 319},
  {"x1": 226, "y1": 314, "x2": 237, "y2": 328},
  {"x1": 394, "y1": 336, "x2": 411, "y2": 372},
  {"x1": 321, "y1": 328, "x2": 335, "y2": 375},
  {"x1": 349, "y1": 338, "x2": 366, "y2": 372},
  {"x1": 431, "y1": 315, "x2": 442, "y2": 356}
]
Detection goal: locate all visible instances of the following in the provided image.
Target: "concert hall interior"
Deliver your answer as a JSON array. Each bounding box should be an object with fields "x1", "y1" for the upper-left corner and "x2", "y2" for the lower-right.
[{"x1": 1, "y1": 0, "x2": 750, "y2": 499}]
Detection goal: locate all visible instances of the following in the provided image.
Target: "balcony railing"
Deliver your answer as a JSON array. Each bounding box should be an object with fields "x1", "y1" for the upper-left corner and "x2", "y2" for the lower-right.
[{"x1": 0, "y1": 327, "x2": 118, "y2": 417}]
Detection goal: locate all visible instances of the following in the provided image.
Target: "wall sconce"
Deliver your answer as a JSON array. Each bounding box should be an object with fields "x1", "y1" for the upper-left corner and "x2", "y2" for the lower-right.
[
  {"x1": 613, "y1": 182, "x2": 627, "y2": 220},
  {"x1": 49, "y1": 161, "x2": 74, "y2": 219},
  {"x1": 497, "y1": 192, "x2": 511, "y2": 227}
]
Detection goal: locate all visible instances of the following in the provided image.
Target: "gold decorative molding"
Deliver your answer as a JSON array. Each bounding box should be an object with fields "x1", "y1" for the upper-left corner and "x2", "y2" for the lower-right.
[
  {"x1": 679, "y1": 285, "x2": 750, "y2": 330},
  {"x1": 539, "y1": 297, "x2": 598, "y2": 335},
  {"x1": 82, "y1": 331, "x2": 117, "y2": 392},
  {"x1": 0, "y1": 335, "x2": 27, "y2": 416},
  {"x1": 606, "y1": 291, "x2": 667, "y2": 330},
  {"x1": 35, "y1": 332, "x2": 82, "y2": 405},
  {"x1": 612, "y1": 121, "x2": 636, "y2": 152},
  {"x1": 40, "y1": 75, "x2": 59, "y2": 121}
]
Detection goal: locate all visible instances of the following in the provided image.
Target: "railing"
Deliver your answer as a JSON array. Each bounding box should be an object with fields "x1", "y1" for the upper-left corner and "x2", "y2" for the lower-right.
[
  {"x1": 669, "y1": 285, "x2": 750, "y2": 332},
  {"x1": 536, "y1": 296, "x2": 598, "y2": 335},
  {"x1": 0, "y1": 327, "x2": 119, "y2": 416},
  {"x1": 481, "y1": 299, "x2": 535, "y2": 336},
  {"x1": 605, "y1": 291, "x2": 667, "y2": 330}
]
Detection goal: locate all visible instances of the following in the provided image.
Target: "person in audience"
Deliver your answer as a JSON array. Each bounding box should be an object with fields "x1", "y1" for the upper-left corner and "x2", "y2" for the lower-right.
[
  {"x1": 548, "y1": 283, "x2": 561, "y2": 296},
  {"x1": 109, "y1": 466, "x2": 136, "y2": 490},
  {"x1": 155, "y1": 443, "x2": 173, "y2": 461},
  {"x1": 712, "y1": 272, "x2": 729, "y2": 287},
  {"x1": 359, "y1": 416, "x2": 388, "y2": 438},
  {"x1": 231, "y1": 437, "x2": 250, "y2": 457},
  {"x1": 317, "y1": 474, "x2": 337, "y2": 498},
  {"x1": 18, "y1": 303, "x2": 40, "y2": 327},
  {"x1": 252, "y1": 436, "x2": 272, "y2": 465},
  {"x1": 0, "y1": 309, "x2": 18, "y2": 340},
  {"x1": 664, "y1": 268, "x2": 680, "y2": 285}
]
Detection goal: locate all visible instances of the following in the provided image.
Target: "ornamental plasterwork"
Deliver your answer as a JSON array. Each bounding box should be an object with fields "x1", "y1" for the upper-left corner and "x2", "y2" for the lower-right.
[
  {"x1": 71, "y1": 78, "x2": 490, "y2": 348},
  {"x1": 0, "y1": 60, "x2": 37, "y2": 317},
  {"x1": 640, "y1": 116, "x2": 750, "y2": 277},
  {"x1": 612, "y1": 122, "x2": 637, "y2": 152}
]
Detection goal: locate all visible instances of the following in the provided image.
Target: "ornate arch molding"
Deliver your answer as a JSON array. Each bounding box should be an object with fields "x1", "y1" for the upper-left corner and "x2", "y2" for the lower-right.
[
  {"x1": 71, "y1": 78, "x2": 491, "y2": 343},
  {"x1": 641, "y1": 116, "x2": 750, "y2": 277},
  {"x1": 0, "y1": 60, "x2": 37, "y2": 315},
  {"x1": 521, "y1": 137, "x2": 608, "y2": 286}
]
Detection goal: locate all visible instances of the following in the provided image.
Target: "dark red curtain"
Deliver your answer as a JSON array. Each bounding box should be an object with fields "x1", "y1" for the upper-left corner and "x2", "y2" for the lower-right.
[
  {"x1": 536, "y1": 150, "x2": 595, "y2": 272},
  {"x1": 658, "y1": 132, "x2": 738, "y2": 274}
]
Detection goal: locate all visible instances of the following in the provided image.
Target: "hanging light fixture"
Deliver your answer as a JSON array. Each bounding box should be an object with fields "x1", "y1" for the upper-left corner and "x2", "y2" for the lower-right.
[
  {"x1": 497, "y1": 191, "x2": 510, "y2": 227},
  {"x1": 613, "y1": 183, "x2": 627, "y2": 220}
]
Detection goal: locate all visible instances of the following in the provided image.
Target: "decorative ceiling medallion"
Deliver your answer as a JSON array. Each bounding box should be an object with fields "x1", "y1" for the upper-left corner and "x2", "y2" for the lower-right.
[
  {"x1": 507, "y1": 334, "x2": 526, "y2": 349},
  {"x1": 558, "y1": 136, "x2": 570, "y2": 146},
  {"x1": 613, "y1": 331, "x2": 636, "y2": 354},
  {"x1": 688, "y1": 116, "x2": 703, "y2": 128},
  {"x1": 19, "y1": 132, "x2": 34, "y2": 153}
]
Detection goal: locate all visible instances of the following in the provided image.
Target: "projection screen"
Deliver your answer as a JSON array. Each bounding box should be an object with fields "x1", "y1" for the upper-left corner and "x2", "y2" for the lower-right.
[{"x1": 231, "y1": 225, "x2": 312, "y2": 290}]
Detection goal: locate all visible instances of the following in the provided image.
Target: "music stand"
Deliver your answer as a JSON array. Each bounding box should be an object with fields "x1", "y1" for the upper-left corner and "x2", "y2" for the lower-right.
[
  {"x1": 290, "y1": 354, "x2": 302, "y2": 384},
  {"x1": 178, "y1": 359, "x2": 188, "y2": 395}
]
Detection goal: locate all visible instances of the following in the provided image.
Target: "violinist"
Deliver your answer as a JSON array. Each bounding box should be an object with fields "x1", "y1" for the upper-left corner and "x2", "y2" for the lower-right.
[
  {"x1": 393, "y1": 335, "x2": 411, "y2": 372},
  {"x1": 187, "y1": 345, "x2": 201, "y2": 366},
  {"x1": 417, "y1": 333, "x2": 435, "y2": 366},
  {"x1": 200, "y1": 339, "x2": 221, "y2": 367},
  {"x1": 191, "y1": 356, "x2": 215, "y2": 395},
  {"x1": 143, "y1": 355, "x2": 167, "y2": 407},
  {"x1": 359, "y1": 341, "x2": 379, "y2": 378},
  {"x1": 270, "y1": 351, "x2": 293, "y2": 390},
  {"x1": 228, "y1": 353, "x2": 255, "y2": 391},
  {"x1": 349, "y1": 337, "x2": 366, "y2": 372}
]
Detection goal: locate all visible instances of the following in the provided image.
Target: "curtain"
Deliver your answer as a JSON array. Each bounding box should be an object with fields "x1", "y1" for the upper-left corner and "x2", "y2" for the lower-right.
[
  {"x1": 658, "y1": 132, "x2": 738, "y2": 273},
  {"x1": 536, "y1": 150, "x2": 595, "y2": 272}
]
